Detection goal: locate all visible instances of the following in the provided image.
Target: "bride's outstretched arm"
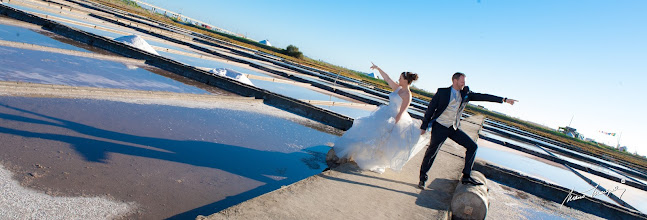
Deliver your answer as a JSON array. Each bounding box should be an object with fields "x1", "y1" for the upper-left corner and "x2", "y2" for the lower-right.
[
  {"x1": 370, "y1": 62, "x2": 399, "y2": 91},
  {"x1": 395, "y1": 96, "x2": 412, "y2": 123}
]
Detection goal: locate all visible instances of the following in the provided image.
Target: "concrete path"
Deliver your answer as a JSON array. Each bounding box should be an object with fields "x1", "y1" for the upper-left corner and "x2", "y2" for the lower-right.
[{"x1": 199, "y1": 115, "x2": 486, "y2": 220}]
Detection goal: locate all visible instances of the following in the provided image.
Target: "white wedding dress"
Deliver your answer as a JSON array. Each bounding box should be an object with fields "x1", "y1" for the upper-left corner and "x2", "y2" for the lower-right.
[{"x1": 333, "y1": 87, "x2": 430, "y2": 173}]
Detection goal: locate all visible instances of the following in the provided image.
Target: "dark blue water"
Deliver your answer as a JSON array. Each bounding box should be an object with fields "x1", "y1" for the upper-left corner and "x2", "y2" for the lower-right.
[
  {"x1": 0, "y1": 23, "x2": 90, "y2": 52},
  {"x1": 0, "y1": 46, "x2": 210, "y2": 94}
]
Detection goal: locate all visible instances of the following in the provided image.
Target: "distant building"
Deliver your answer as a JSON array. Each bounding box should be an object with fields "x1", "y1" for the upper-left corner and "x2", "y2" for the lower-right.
[
  {"x1": 259, "y1": 40, "x2": 272, "y2": 47},
  {"x1": 558, "y1": 126, "x2": 585, "y2": 140},
  {"x1": 618, "y1": 146, "x2": 628, "y2": 152}
]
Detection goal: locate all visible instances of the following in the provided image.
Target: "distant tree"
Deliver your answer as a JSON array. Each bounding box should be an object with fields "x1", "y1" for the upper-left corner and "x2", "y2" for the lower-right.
[
  {"x1": 284, "y1": 45, "x2": 304, "y2": 59},
  {"x1": 120, "y1": 0, "x2": 139, "y2": 7}
]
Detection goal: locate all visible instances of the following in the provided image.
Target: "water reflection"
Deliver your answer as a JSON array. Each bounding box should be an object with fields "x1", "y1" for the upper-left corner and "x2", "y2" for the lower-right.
[{"x1": 0, "y1": 46, "x2": 209, "y2": 94}]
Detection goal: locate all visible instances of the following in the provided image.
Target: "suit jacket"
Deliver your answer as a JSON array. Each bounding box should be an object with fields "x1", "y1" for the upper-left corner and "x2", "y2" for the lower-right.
[{"x1": 420, "y1": 86, "x2": 503, "y2": 130}]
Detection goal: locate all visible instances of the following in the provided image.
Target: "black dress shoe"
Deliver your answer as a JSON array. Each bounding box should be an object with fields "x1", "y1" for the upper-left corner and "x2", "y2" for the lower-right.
[
  {"x1": 461, "y1": 176, "x2": 484, "y2": 186},
  {"x1": 417, "y1": 181, "x2": 425, "y2": 189}
]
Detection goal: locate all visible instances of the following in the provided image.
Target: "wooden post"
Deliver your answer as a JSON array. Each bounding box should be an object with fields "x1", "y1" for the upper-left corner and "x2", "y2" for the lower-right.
[{"x1": 451, "y1": 171, "x2": 489, "y2": 220}]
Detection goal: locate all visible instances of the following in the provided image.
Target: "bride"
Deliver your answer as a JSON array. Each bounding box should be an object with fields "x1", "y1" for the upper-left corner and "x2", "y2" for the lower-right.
[{"x1": 333, "y1": 62, "x2": 430, "y2": 173}]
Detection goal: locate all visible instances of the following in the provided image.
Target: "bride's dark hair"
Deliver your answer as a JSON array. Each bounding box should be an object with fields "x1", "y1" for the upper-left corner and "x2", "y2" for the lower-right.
[{"x1": 401, "y1": 72, "x2": 419, "y2": 85}]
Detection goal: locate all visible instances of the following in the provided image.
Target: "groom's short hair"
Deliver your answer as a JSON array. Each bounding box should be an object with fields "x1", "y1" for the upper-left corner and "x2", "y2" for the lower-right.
[{"x1": 452, "y1": 72, "x2": 466, "y2": 81}]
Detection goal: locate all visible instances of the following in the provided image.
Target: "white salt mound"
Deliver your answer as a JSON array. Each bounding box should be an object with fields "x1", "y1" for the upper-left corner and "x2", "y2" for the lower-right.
[
  {"x1": 114, "y1": 35, "x2": 159, "y2": 55},
  {"x1": 209, "y1": 68, "x2": 254, "y2": 86}
]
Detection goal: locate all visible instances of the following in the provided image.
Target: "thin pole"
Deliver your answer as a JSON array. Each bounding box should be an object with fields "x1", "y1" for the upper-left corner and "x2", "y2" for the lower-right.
[
  {"x1": 617, "y1": 132, "x2": 623, "y2": 148},
  {"x1": 568, "y1": 114, "x2": 574, "y2": 127}
]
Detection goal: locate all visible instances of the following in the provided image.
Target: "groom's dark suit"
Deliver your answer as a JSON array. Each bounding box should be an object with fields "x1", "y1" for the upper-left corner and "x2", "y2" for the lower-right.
[{"x1": 419, "y1": 86, "x2": 504, "y2": 184}]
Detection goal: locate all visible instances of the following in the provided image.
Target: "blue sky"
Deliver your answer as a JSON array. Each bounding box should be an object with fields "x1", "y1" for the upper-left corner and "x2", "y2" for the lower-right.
[{"x1": 143, "y1": 0, "x2": 646, "y2": 155}]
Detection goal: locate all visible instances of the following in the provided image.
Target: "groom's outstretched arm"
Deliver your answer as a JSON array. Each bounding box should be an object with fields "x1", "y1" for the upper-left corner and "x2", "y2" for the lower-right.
[
  {"x1": 420, "y1": 88, "x2": 440, "y2": 130},
  {"x1": 469, "y1": 92, "x2": 518, "y2": 105},
  {"x1": 469, "y1": 92, "x2": 504, "y2": 103}
]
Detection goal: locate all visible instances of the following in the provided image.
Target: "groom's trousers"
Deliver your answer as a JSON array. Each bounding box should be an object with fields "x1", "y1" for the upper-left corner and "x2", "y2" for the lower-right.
[{"x1": 419, "y1": 122, "x2": 478, "y2": 183}]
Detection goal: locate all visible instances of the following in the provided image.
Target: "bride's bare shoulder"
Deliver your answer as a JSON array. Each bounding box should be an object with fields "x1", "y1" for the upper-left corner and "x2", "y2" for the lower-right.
[{"x1": 398, "y1": 88, "x2": 412, "y2": 99}]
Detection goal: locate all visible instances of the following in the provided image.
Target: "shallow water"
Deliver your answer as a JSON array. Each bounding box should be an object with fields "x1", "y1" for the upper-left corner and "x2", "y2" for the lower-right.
[
  {"x1": 0, "y1": 46, "x2": 210, "y2": 94},
  {"x1": 476, "y1": 135, "x2": 619, "y2": 205},
  {"x1": 485, "y1": 120, "x2": 637, "y2": 172},
  {"x1": 0, "y1": 96, "x2": 337, "y2": 218},
  {"x1": 482, "y1": 124, "x2": 624, "y2": 180},
  {"x1": 0, "y1": 23, "x2": 90, "y2": 52}
]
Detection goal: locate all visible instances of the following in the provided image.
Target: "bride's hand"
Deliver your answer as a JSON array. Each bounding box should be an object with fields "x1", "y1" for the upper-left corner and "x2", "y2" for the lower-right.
[
  {"x1": 370, "y1": 62, "x2": 378, "y2": 70},
  {"x1": 420, "y1": 129, "x2": 426, "y2": 135}
]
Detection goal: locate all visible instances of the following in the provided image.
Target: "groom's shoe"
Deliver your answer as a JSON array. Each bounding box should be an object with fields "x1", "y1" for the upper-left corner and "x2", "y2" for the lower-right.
[
  {"x1": 461, "y1": 176, "x2": 484, "y2": 186},
  {"x1": 417, "y1": 181, "x2": 425, "y2": 189}
]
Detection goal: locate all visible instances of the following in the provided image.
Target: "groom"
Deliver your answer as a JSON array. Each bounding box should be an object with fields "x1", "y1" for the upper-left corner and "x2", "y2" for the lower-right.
[{"x1": 418, "y1": 72, "x2": 517, "y2": 189}]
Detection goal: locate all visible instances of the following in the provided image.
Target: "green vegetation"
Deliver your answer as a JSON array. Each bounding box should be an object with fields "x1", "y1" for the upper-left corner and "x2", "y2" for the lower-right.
[
  {"x1": 97, "y1": 0, "x2": 647, "y2": 171},
  {"x1": 119, "y1": 0, "x2": 138, "y2": 7},
  {"x1": 284, "y1": 45, "x2": 304, "y2": 59}
]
